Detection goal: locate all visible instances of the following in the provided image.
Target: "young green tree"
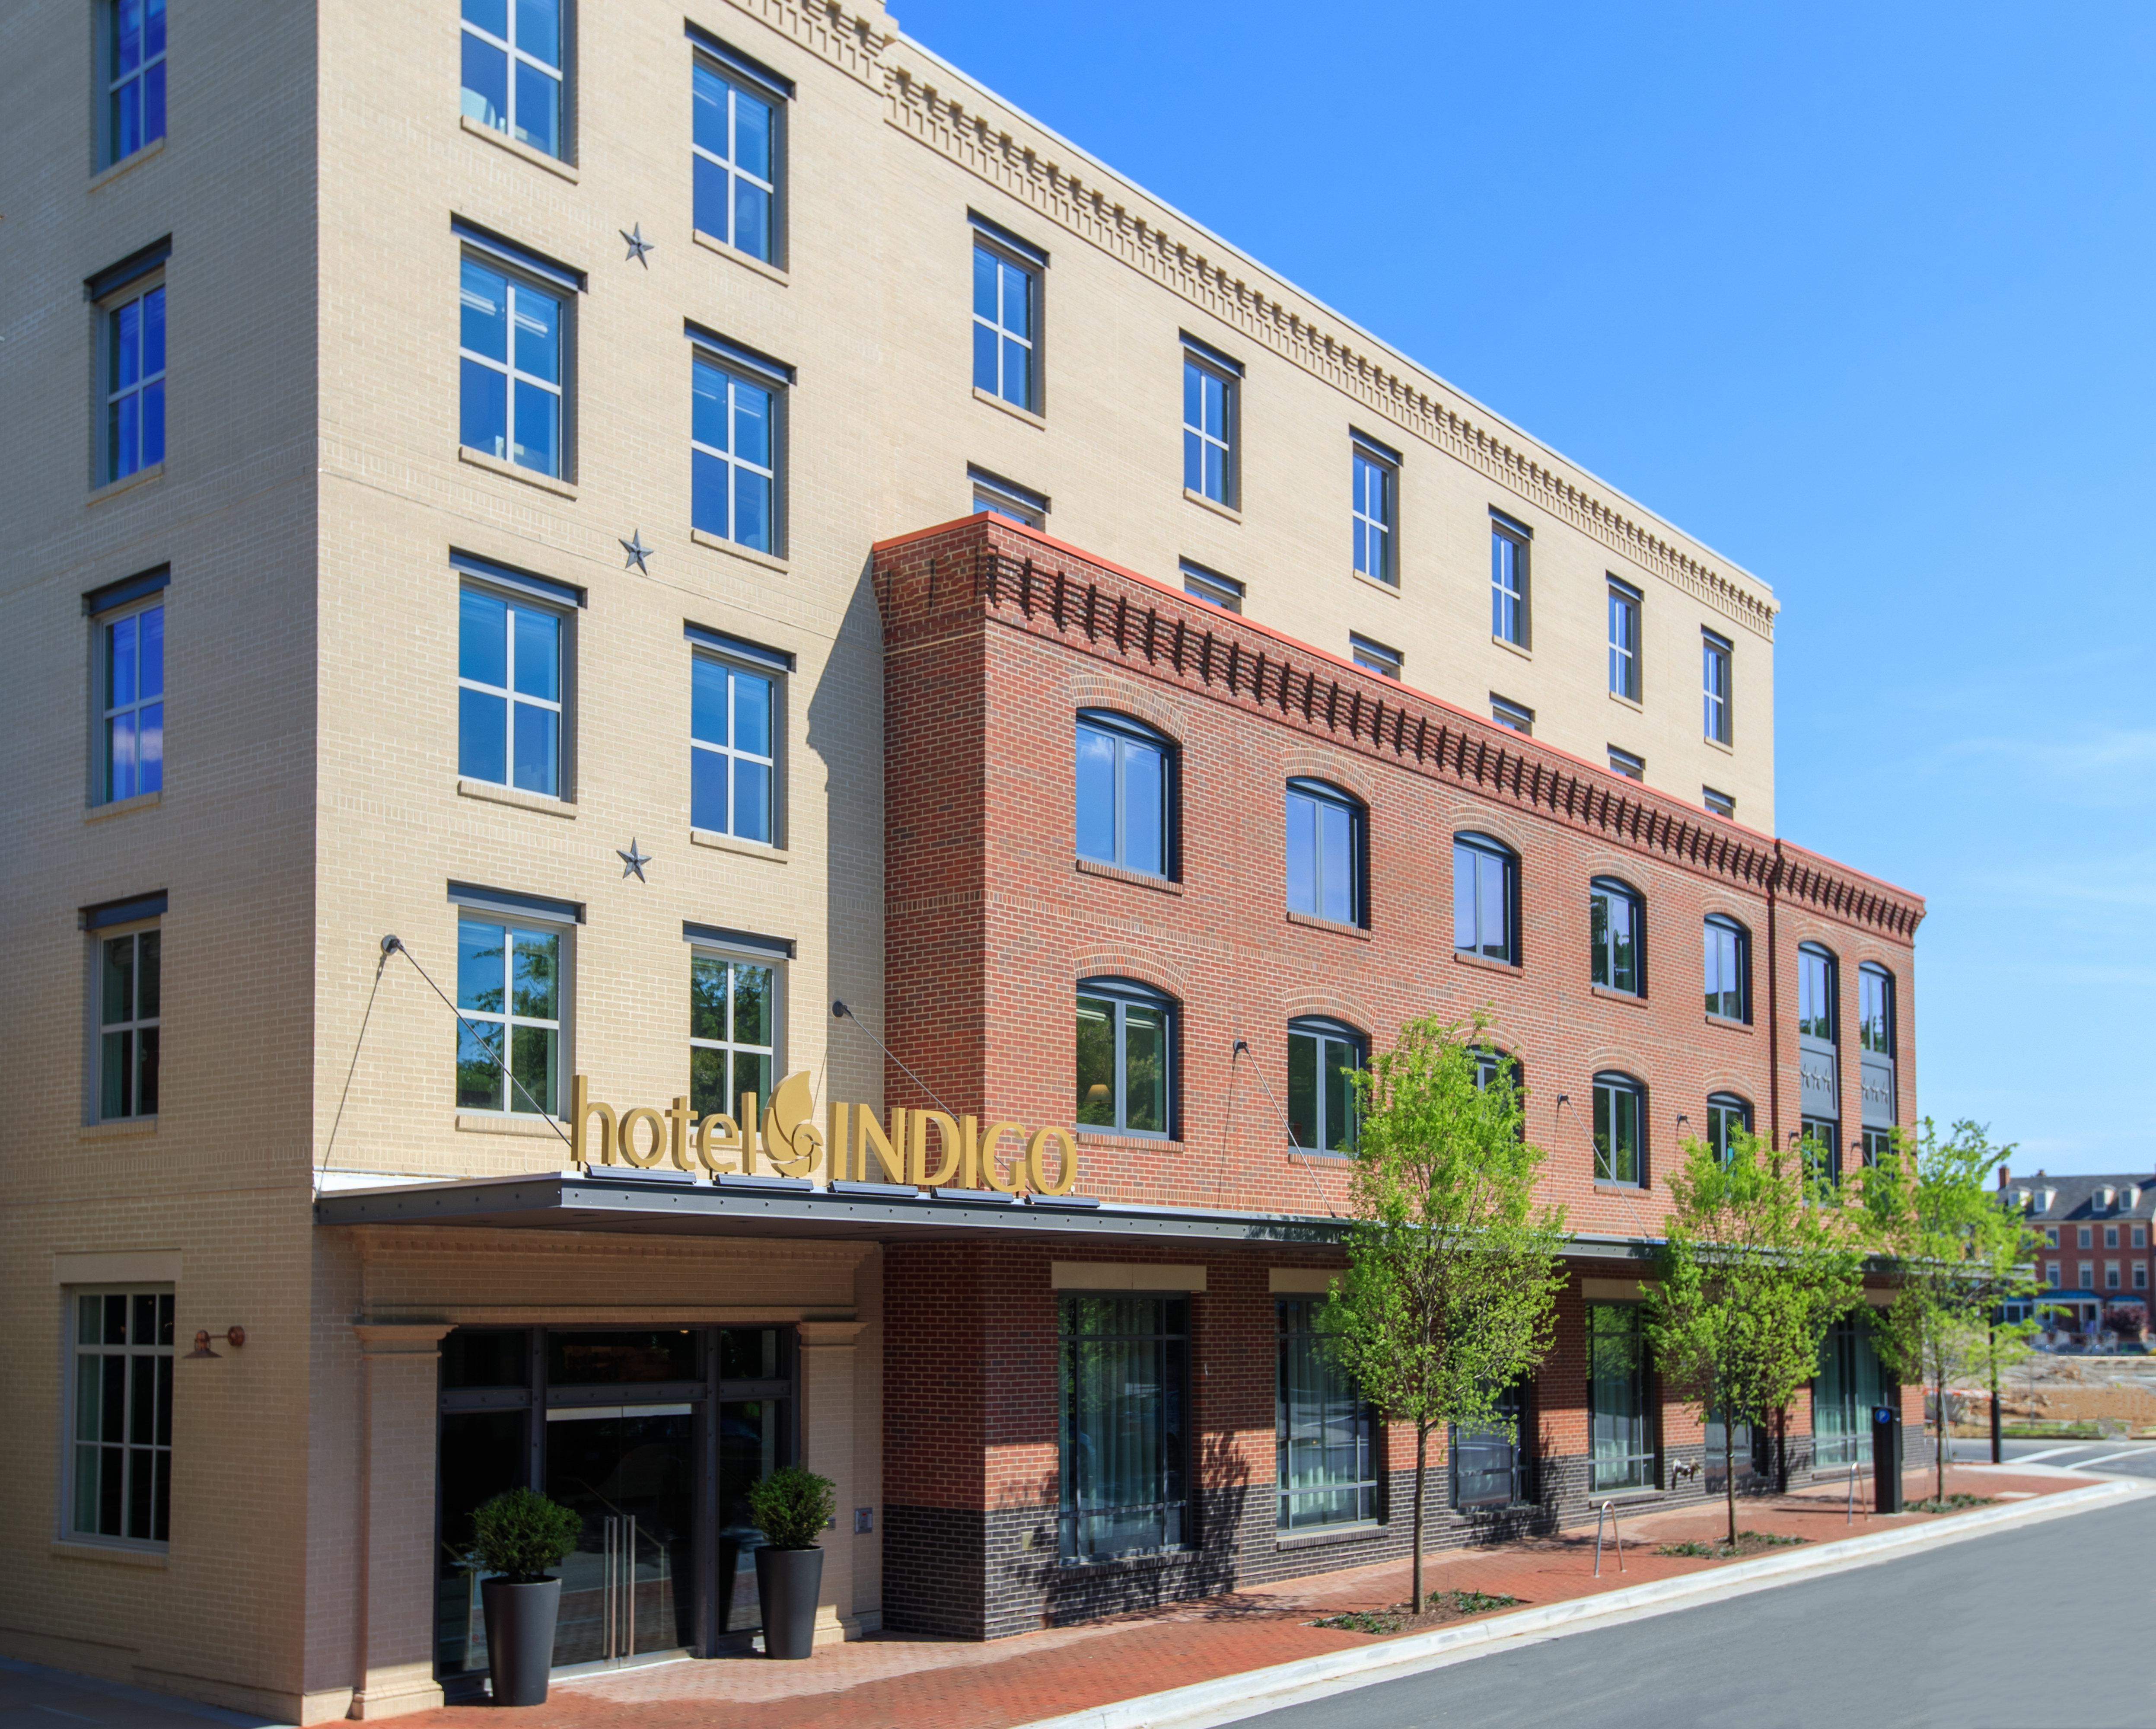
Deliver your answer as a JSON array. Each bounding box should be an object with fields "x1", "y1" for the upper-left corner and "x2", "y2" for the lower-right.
[
  {"x1": 1319, "y1": 1012, "x2": 1568, "y2": 1611},
  {"x1": 1646, "y1": 1128, "x2": 1867, "y2": 1544},
  {"x1": 1863, "y1": 1119, "x2": 2038, "y2": 1502}
]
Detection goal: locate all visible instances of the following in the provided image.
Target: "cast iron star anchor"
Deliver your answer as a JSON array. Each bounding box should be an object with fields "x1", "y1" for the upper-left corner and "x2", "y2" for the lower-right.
[
  {"x1": 620, "y1": 530, "x2": 652, "y2": 573},
  {"x1": 621, "y1": 223, "x2": 656, "y2": 267},
  {"x1": 618, "y1": 839, "x2": 651, "y2": 882}
]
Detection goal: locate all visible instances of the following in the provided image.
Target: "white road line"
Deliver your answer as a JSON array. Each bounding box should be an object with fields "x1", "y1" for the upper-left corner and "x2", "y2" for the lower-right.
[
  {"x1": 2067, "y1": 1445, "x2": 2156, "y2": 1469},
  {"x1": 2003, "y1": 1445, "x2": 2102, "y2": 1464}
]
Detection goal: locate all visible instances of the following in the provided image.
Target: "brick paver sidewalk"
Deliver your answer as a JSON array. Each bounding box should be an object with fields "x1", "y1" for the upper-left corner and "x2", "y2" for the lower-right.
[{"x1": 409, "y1": 1466, "x2": 2089, "y2": 1729}]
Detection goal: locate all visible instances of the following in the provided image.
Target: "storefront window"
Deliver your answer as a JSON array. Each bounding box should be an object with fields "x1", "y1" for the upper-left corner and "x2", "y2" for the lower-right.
[
  {"x1": 1276, "y1": 1298, "x2": 1377, "y2": 1530},
  {"x1": 1814, "y1": 1315, "x2": 1887, "y2": 1468},
  {"x1": 1059, "y1": 1295, "x2": 1188, "y2": 1559},
  {"x1": 1451, "y1": 1382, "x2": 1527, "y2": 1509},
  {"x1": 1587, "y1": 1302, "x2": 1653, "y2": 1492}
]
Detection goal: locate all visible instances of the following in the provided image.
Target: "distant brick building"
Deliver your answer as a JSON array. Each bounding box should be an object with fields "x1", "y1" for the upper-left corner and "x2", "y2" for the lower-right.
[{"x1": 2002, "y1": 1170, "x2": 2156, "y2": 1338}]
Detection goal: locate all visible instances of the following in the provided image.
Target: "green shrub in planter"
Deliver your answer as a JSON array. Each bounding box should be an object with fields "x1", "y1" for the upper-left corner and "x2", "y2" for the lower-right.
[
  {"x1": 471, "y1": 1487, "x2": 582, "y2": 1582},
  {"x1": 746, "y1": 1466, "x2": 836, "y2": 1551}
]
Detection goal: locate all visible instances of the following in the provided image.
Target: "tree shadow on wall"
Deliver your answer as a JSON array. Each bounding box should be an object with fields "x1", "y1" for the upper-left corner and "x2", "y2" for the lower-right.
[{"x1": 1038, "y1": 1431, "x2": 1251, "y2": 1628}]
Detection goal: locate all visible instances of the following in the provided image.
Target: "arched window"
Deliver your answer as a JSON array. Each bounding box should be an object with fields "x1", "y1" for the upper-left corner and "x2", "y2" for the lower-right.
[
  {"x1": 1705, "y1": 1093, "x2": 1752, "y2": 1164},
  {"x1": 1453, "y1": 833, "x2": 1517, "y2": 964},
  {"x1": 1593, "y1": 1072, "x2": 1646, "y2": 1187},
  {"x1": 1797, "y1": 943, "x2": 1838, "y2": 1045},
  {"x1": 1589, "y1": 877, "x2": 1645, "y2": 996},
  {"x1": 1075, "y1": 711, "x2": 1174, "y2": 879},
  {"x1": 1704, "y1": 915, "x2": 1750, "y2": 1023},
  {"x1": 1285, "y1": 780, "x2": 1366, "y2": 927},
  {"x1": 1287, "y1": 1017, "x2": 1364, "y2": 1155},
  {"x1": 1076, "y1": 978, "x2": 1174, "y2": 1138}
]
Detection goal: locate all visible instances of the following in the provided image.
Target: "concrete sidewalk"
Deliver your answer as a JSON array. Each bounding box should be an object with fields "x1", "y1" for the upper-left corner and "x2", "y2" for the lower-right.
[{"x1": 3, "y1": 1467, "x2": 2126, "y2": 1729}]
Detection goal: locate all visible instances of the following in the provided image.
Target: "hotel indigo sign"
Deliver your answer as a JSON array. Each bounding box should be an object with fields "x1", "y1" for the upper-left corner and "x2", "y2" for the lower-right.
[{"x1": 569, "y1": 1070, "x2": 1080, "y2": 1194}]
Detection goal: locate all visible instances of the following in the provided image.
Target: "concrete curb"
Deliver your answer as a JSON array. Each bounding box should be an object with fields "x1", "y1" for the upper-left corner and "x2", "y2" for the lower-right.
[{"x1": 1018, "y1": 1477, "x2": 2150, "y2": 1729}]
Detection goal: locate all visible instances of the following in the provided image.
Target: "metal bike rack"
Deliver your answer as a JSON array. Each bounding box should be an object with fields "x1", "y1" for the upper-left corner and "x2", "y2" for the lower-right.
[{"x1": 1592, "y1": 1499, "x2": 1624, "y2": 1577}]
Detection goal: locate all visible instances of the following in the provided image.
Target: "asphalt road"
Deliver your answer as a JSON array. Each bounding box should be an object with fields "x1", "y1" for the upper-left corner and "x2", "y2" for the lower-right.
[
  {"x1": 1248, "y1": 1490, "x2": 2154, "y2": 1729},
  {"x1": 1947, "y1": 1432, "x2": 2156, "y2": 1478}
]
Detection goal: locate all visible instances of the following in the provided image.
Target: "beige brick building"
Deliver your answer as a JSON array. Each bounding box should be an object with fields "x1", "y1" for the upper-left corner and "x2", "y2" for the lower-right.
[{"x1": 1, "y1": 1, "x2": 1813, "y2": 1720}]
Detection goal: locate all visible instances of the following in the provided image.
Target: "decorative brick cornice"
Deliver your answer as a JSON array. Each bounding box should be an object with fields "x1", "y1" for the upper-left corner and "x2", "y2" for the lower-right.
[
  {"x1": 876, "y1": 519, "x2": 1918, "y2": 940},
  {"x1": 700, "y1": 0, "x2": 896, "y2": 90},
  {"x1": 876, "y1": 45, "x2": 1776, "y2": 642}
]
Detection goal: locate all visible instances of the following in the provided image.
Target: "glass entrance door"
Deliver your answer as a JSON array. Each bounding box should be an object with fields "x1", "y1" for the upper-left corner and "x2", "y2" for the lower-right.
[
  {"x1": 544, "y1": 1407, "x2": 696, "y2": 1666},
  {"x1": 1814, "y1": 1316, "x2": 1886, "y2": 1469}
]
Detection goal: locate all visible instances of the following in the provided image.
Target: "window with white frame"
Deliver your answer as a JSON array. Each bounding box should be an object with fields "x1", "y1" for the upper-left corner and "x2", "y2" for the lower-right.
[
  {"x1": 692, "y1": 54, "x2": 780, "y2": 261},
  {"x1": 1491, "y1": 695, "x2": 1534, "y2": 736},
  {"x1": 2080, "y1": 1261, "x2": 2094, "y2": 1289},
  {"x1": 1703, "y1": 786, "x2": 1736, "y2": 819},
  {"x1": 459, "y1": 256, "x2": 563, "y2": 475},
  {"x1": 103, "y1": 280, "x2": 166, "y2": 482},
  {"x1": 691, "y1": 346, "x2": 779, "y2": 553},
  {"x1": 973, "y1": 233, "x2": 1040, "y2": 412},
  {"x1": 971, "y1": 465, "x2": 1048, "y2": 529},
  {"x1": 1182, "y1": 345, "x2": 1238, "y2": 505},
  {"x1": 690, "y1": 651, "x2": 775, "y2": 843},
  {"x1": 68, "y1": 1289, "x2": 173, "y2": 1546},
  {"x1": 689, "y1": 950, "x2": 776, "y2": 1123},
  {"x1": 2137, "y1": 1262, "x2": 2149, "y2": 1291},
  {"x1": 1608, "y1": 746, "x2": 1645, "y2": 782},
  {"x1": 460, "y1": 0, "x2": 564, "y2": 160},
  {"x1": 2044, "y1": 1261, "x2": 2058, "y2": 1287},
  {"x1": 1181, "y1": 561, "x2": 1242, "y2": 612},
  {"x1": 1491, "y1": 512, "x2": 1530, "y2": 646},
  {"x1": 1703, "y1": 629, "x2": 1733, "y2": 745},
  {"x1": 458, "y1": 587, "x2": 561, "y2": 796},
  {"x1": 1351, "y1": 438, "x2": 1397, "y2": 584},
  {"x1": 103, "y1": 0, "x2": 167, "y2": 167},
  {"x1": 1608, "y1": 579, "x2": 1642, "y2": 702},
  {"x1": 455, "y1": 915, "x2": 562, "y2": 1115},
  {"x1": 97, "y1": 593, "x2": 165, "y2": 803},
  {"x1": 97, "y1": 922, "x2": 161, "y2": 1121},
  {"x1": 1350, "y1": 634, "x2": 1402, "y2": 680}
]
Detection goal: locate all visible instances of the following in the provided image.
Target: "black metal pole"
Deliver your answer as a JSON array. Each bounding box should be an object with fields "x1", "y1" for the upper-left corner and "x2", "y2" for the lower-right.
[{"x1": 1990, "y1": 1317, "x2": 2003, "y2": 1464}]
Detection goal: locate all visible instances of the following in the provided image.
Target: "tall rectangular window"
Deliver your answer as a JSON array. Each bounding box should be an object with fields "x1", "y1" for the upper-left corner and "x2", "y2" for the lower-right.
[
  {"x1": 1706, "y1": 1093, "x2": 1751, "y2": 1162},
  {"x1": 105, "y1": 283, "x2": 166, "y2": 482},
  {"x1": 1075, "y1": 713, "x2": 1171, "y2": 878},
  {"x1": 690, "y1": 654, "x2": 774, "y2": 842},
  {"x1": 1491, "y1": 513, "x2": 1530, "y2": 646},
  {"x1": 461, "y1": 0, "x2": 564, "y2": 160},
  {"x1": 972, "y1": 241, "x2": 1038, "y2": 412},
  {"x1": 1452, "y1": 835, "x2": 1516, "y2": 964},
  {"x1": 691, "y1": 353, "x2": 777, "y2": 552},
  {"x1": 455, "y1": 916, "x2": 562, "y2": 1116},
  {"x1": 1704, "y1": 916, "x2": 1748, "y2": 1022},
  {"x1": 1277, "y1": 1298, "x2": 1377, "y2": 1530},
  {"x1": 1859, "y1": 966, "x2": 1894, "y2": 1055},
  {"x1": 99, "y1": 600, "x2": 165, "y2": 803},
  {"x1": 105, "y1": 0, "x2": 167, "y2": 166},
  {"x1": 1801, "y1": 1117, "x2": 1840, "y2": 1190},
  {"x1": 1798, "y1": 946, "x2": 1838, "y2": 1044},
  {"x1": 1593, "y1": 1073, "x2": 1645, "y2": 1186},
  {"x1": 1182, "y1": 352, "x2": 1236, "y2": 505},
  {"x1": 1284, "y1": 781, "x2": 1363, "y2": 926},
  {"x1": 1703, "y1": 630, "x2": 1733, "y2": 745},
  {"x1": 1608, "y1": 579, "x2": 1642, "y2": 702},
  {"x1": 1351, "y1": 441, "x2": 1396, "y2": 584},
  {"x1": 1287, "y1": 1020, "x2": 1363, "y2": 1155},
  {"x1": 459, "y1": 259, "x2": 561, "y2": 476},
  {"x1": 458, "y1": 588, "x2": 561, "y2": 796},
  {"x1": 99, "y1": 926, "x2": 161, "y2": 1121},
  {"x1": 1587, "y1": 1302, "x2": 1652, "y2": 1492},
  {"x1": 1589, "y1": 878, "x2": 1644, "y2": 997},
  {"x1": 1060, "y1": 1295, "x2": 1188, "y2": 1558},
  {"x1": 1075, "y1": 981, "x2": 1172, "y2": 1139},
  {"x1": 693, "y1": 60, "x2": 777, "y2": 261},
  {"x1": 689, "y1": 953, "x2": 775, "y2": 1123},
  {"x1": 68, "y1": 1290, "x2": 173, "y2": 1547}
]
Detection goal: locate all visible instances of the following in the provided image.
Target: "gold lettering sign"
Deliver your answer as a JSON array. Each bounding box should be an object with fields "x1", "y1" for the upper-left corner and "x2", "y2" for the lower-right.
[{"x1": 570, "y1": 1072, "x2": 1079, "y2": 1195}]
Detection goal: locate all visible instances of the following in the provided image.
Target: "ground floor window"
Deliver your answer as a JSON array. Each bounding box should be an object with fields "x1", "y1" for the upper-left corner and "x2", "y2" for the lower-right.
[
  {"x1": 68, "y1": 1289, "x2": 174, "y2": 1546},
  {"x1": 1704, "y1": 1396, "x2": 1762, "y2": 1493},
  {"x1": 1813, "y1": 1314, "x2": 1887, "y2": 1468},
  {"x1": 1060, "y1": 1295, "x2": 1188, "y2": 1559},
  {"x1": 435, "y1": 1326, "x2": 794, "y2": 1681},
  {"x1": 1451, "y1": 1381, "x2": 1529, "y2": 1509},
  {"x1": 1587, "y1": 1302, "x2": 1653, "y2": 1492},
  {"x1": 1276, "y1": 1298, "x2": 1377, "y2": 1530}
]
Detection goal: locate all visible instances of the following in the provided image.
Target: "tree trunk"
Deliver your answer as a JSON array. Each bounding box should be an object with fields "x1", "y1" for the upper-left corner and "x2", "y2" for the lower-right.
[
  {"x1": 1724, "y1": 1417, "x2": 1738, "y2": 1547},
  {"x1": 1411, "y1": 1424, "x2": 1429, "y2": 1614}
]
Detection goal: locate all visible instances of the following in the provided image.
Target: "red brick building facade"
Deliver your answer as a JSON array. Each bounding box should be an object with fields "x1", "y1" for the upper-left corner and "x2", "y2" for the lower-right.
[{"x1": 872, "y1": 515, "x2": 1927, "y2": 1637}]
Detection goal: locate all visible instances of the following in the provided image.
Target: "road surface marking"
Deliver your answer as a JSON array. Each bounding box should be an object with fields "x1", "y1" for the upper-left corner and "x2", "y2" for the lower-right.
[{"x1": 2066, "y1": 1445, "x2": 2156, "y2": 1469}]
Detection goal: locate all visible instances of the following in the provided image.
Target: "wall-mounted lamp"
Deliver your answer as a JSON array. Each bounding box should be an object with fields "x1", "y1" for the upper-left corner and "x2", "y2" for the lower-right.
[
  {"x1": 188, "y1": 1327, "x2": 245, "y2": 1360},
  {"x1": 1676, "y1": 1113, "x2": 1691, "y2": 1129},
  {"x1": 1555, "y1": 1093, "x2": 1570, "y2": 1110}
]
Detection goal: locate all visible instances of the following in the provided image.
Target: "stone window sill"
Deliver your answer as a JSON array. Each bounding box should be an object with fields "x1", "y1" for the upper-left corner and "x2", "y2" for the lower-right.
[
  {"x1": 691, "y1": 827, "x2": 787, "y2": 861},
  {"x1": 1287, "y1": 910, "x2": 1371, "y2": 941},
  {"x1": 690, "y1": 527, "x2": 790, "y2": 573},
  {"x1": 52, "y1": 1540, "x2": 167, "y2": 1568},
  {"x1": 1609, "y1": 689, "x2": 1643, "y2": 714},
  {"x1": 459, "y1": 113, "x2": 580, "y2": 181},
  {"x1": 89, "y1": 463, "x2": 164, "y2": 507},
  {"x1": 457, "y1": 777, "x2": 576, "y2": 817},
  {"x1": 1491, "y1": 633, "x2": 1532, "y2": 661},
  {"x1": 1453, "y1": 950, "x2": 1521, "y2": 977},
  {"x1": 89, "y1": 135, "x2": 166, "y2": 192},
  {"x1": 1074, "y1": 857, "x2": 1183, "y2": 895},
  {"x1": 1351, "y1": 570, "x2": 1400, "y2": 598},
  {"x1": 1704, "y1": 734, "x2": 1735, "y2": 756},
  {"x1": 458, "y1": 446, "x2": 577, "y2": 498},
  {"x1": 81, "y1": 1118, "x2": 156, "y2": 1140},
  {"x1": 456, "y1": 1114, "x2": 569, "y2": 1138},
  {"x1": 1182, "y1": 487, "x2": 1241, "y2": 523},
  {"x1": 1594, "y1": 1487, "x2": 1665, "y2": 1507},
  {"x1": 973, "y1": 386, "x2": 1046, "y2": 430},
  {"x1": 1056, "y1": 1546, "x2": 1193, "y2": 1573},
  {"x1": 86, "y1": 789, "x2": 162, "y2": 823},
  {"x1": 1074, "y1": 1131, "x2": 1184, "y2": 1154},
  {"x1": 1276, "y1": 1522, "x2": 1383, "y2": 1550},
  {"x1": 1591, "y1": 984, "x2": 1649, "y2": 1008},
  {"x1": 1705, "y1": 1013, "x2": 1754, "y2": 1035},
  {"x1": 1593, "y1": 1181, "x2": 1650, "y2": 1196},
  {"x1": 691, "y1": 229, "x2": 790, "y2": 284}
]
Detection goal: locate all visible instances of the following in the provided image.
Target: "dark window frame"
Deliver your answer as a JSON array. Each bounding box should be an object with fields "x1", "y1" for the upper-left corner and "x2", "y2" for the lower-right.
[
  {"x1": 1277, "y1": 1296, "x2": 1381, "y2": 1530},
  {"x1": 1589, "y1": 875, "x2": 1646, "y2": 997},
  {"x1": 1453, "y1": 832, "x2": 1519, "y2": 965},
  {"x1": 1593, "y1": 1071, "x2": 1646, "y2": 1187},
  {"x1": 1075, "y1": 976, "x2": 1177, "y2": 1141},
  {"x1": 1074, "y1": 709, "x2": 1177, "y2": 880},
  {"x1": 1284, "y1": 778, "x2": 1367, "y2": 928},
  {"x1": 1706, "y1": 1092, "x2": 1752, "y2": 1163},
  {"x1": 1286, "y1": 1015, "x2": 1365, "y2": 1156},
  {"x1": 1704, "y1": 913, "x2": 1751, "y2": 1024},
  {"x1": 1059, "y1": 1294, "x2": 1191, "y2": 1560}
]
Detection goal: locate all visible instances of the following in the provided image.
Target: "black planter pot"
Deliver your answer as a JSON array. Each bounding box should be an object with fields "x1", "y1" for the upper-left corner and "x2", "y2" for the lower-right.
[
  {"x1": 481, "y1": 1577, "x2": 561, "y2": 1706},
  {"x1": 753, "y1": 1547, "x2": 824, "y2": 1659}
]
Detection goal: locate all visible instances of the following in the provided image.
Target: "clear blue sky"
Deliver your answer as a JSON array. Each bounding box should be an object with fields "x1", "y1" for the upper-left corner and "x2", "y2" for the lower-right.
[{"x1": 898, "y1": 0, "x2": 2155, "y2": 1176}]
